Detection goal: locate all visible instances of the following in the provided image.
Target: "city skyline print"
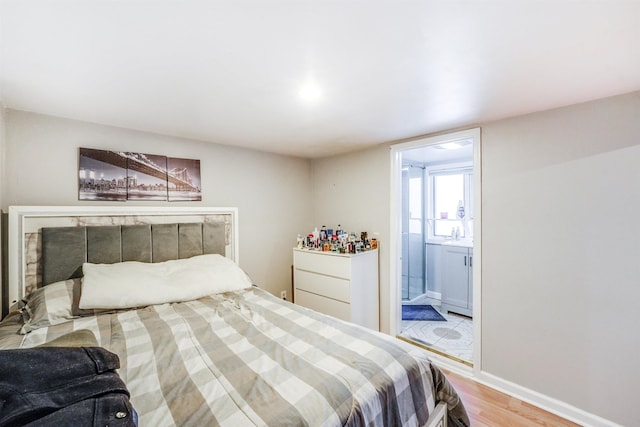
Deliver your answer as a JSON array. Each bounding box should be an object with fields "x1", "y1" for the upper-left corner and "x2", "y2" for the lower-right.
[
  {"x1": 78, "y1": 148, "x2": 202, "y2": 202},
  {"x1": 78, "y1": 148, "x2": 128, "y2": 201}
]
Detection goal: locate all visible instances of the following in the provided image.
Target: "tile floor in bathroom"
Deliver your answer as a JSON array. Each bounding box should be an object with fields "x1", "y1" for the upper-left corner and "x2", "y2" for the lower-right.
[{"x1": 399, "y1": 295, "x2": 474, "y2": 362}]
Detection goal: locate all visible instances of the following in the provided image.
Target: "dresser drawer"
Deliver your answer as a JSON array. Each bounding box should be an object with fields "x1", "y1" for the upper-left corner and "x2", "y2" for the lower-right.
[
  {"x1": 292, "y1": 248, "x2": 379, "y2": 331},
  {"x1": 294, "y1": 269, "x2": 350, "y2": 303},
  {"x1": 294, "y1": 250, "x2": 351, "y2": 279},
  {"x1": 295, "y1": 289, "x2": 350, "y2": 322}
]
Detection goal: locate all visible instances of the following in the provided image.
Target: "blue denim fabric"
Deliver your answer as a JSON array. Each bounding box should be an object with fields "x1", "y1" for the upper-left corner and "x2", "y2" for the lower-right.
[{"x1": 0, "y1": 347, "x2": 136, "y2": 426}]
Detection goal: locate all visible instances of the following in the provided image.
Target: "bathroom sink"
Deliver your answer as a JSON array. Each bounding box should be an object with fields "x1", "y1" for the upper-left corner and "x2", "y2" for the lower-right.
[{"x1": 442, "y1": 239, "x2": 473, "y2": 248}]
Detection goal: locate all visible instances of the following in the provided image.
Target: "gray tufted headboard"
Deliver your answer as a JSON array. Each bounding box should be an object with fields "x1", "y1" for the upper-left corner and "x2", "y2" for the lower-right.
[
  {"x1": 5, "y1": 206, "x2": 239, "y2": 317},
  {"x1": 41, "y1": 222, "x2": 226, "y2": 287}
]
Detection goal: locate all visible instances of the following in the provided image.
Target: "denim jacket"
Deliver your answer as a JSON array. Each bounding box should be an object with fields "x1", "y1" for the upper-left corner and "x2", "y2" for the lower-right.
[{"x1": 0, "y1": 346, "x2": 136, "y2": 426}]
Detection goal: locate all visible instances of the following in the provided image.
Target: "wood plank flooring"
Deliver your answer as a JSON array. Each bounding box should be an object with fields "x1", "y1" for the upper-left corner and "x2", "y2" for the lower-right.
[{"x1": 442, "y1": 369, "x2": 581, "y2": 427}]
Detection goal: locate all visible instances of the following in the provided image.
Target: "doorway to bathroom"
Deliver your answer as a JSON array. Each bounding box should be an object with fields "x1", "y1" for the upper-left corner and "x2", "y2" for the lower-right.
[{"x1": 391, "y1": 128, "x2": 481, "y2": 367}]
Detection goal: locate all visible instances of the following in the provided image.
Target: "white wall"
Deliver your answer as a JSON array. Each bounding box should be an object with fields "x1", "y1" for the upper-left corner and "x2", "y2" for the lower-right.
[
  {"x1": 3, "y1": 110, "x2": 313, "y2": 298},
  {"x1": 311, "y1": 91, "x2": 640, "y2": 426}
]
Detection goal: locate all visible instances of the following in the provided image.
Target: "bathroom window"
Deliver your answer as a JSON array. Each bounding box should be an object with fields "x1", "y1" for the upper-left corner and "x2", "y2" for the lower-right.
[{"x1": 429, "y1": 167, "x2": 473, "y2": 238}]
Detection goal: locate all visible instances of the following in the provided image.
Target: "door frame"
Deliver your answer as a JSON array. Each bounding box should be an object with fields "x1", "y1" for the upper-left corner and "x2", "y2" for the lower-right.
[{"x1": 389, "y1": 127, "x2": 482, "y2": 374}]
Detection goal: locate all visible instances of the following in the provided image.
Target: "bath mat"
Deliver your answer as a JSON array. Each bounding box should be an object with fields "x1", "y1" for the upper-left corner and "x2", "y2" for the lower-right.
[{"x1": 402, "y1": 304, "x2": 446, "y2": 321}]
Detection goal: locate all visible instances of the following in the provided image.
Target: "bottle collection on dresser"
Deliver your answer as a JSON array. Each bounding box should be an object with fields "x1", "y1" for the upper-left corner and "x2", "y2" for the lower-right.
[{"x1": 296, "y1": 224, "x2": 378, "y2": 254}]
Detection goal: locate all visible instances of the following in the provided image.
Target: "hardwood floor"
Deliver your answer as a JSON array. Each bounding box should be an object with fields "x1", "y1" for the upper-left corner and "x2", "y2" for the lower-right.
[{"x1": 442, "y1": 370, "x2": 581, "y2": 427}]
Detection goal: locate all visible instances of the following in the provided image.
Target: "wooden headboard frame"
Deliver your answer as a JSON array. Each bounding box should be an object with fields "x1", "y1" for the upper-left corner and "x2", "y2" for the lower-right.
[{"x1": 5, "y1": 206, "x2": 239, "y2": 313}]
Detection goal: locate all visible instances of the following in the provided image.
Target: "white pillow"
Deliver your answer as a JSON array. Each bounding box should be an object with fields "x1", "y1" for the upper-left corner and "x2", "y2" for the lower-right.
[{"x1": 79, "y1": 254, "x2": 252, "y2": 309}]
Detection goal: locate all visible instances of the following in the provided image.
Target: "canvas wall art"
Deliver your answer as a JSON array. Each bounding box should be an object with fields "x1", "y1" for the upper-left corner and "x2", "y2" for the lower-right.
[
  {"x1": 78, "y1": 148, "x2": 202, "y2": 202},
  {"x1": 125, "y1": 152, "x2": 168, "y2": 201},
  {"x1": 167, "y1": 157, "x2": 202, "y2": 201},
  {"x1": 78, "y1": 148, "x2": 128, "y2": 201}
]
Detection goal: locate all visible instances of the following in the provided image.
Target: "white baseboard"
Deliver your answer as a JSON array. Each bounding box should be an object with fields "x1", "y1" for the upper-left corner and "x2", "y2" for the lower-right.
[
  {"x1": 473, "y1": 371, "x2": 622, "y2": 427},
  {"x1": 430, "y1": 352, "x2": 621, "y2": 426},
  {"x1": 403, "y1": 290, "x2": 441, "y2": 303},
  {"x1": 426, "y1": 290, "x2": 441, "y2": 300}
]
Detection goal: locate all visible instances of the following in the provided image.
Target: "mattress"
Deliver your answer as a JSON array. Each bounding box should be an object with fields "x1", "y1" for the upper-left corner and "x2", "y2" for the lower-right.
[{"x1": 0, "y1": 287, "x2": 468, "y2": 426}]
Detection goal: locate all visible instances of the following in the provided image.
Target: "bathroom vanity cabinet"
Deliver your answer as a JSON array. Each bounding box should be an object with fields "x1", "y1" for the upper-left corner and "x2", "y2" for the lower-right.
[{"x1": 441, "y1": 245, "x2": 473, "y2": 317}]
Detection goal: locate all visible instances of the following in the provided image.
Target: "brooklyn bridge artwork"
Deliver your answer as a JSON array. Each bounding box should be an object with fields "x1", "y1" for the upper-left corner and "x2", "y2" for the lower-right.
[{"x1": 78, "y1": 148, "x2": 202, "y2": 201}]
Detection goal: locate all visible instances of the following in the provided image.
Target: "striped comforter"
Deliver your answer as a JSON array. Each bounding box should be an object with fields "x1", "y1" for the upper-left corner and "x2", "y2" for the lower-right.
[{"x1": 0, "y1": 287, "x2": 468, "y2": 426}]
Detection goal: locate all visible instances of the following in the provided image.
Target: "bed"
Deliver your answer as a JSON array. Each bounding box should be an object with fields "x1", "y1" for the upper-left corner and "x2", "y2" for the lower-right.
[{"x1": 0, "y1": 206, "x2": 469, "y2": 427}]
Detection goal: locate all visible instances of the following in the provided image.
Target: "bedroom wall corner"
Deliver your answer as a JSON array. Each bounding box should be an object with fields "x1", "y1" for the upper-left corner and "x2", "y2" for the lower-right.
[
  {"x1": 310, "y1": 144, "x2": 390, "y2": 332},
  {"x1": 2, "y1": 110, "x2": 314, "y2": 301},
  {"x1": 310, "y1": 91, "x2": 640, "y2": 426}
]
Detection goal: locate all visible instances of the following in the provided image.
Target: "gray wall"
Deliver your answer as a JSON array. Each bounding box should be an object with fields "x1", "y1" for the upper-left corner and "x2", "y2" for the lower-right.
[
  {"x1": 480, "y1": 91, "x2": 640, "y2": 426},
  {"x1": 310, "y1": 144, "x2": 391, "y2": 328},
  {"x1": 311, "y1": 91, "x2": 640, "y2": 426},
  {"x1": 2, "y1": 110, "x2": 313, "y2": 299}
]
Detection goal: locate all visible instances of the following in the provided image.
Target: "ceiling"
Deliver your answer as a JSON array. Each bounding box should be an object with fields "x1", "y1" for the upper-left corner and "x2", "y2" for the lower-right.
[{"x1": 1, "y1": 1, "x2": 639, "y2": 159}]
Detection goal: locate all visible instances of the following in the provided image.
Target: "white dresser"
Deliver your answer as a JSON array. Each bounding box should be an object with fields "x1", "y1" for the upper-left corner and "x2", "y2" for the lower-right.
[{"x1": 293, "y1": 248, "x2": 379, "y2": 331}]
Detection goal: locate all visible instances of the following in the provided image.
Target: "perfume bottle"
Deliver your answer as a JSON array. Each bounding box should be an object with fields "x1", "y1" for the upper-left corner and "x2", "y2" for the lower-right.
[{"x1": 457, "y1": 200, "x2": 465, "y2": 219}]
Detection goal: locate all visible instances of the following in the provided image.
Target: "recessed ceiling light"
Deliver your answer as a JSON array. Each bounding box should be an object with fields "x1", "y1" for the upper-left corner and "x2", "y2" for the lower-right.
[
  {"x1": 299, "y1": 84, "x2": 321, "y2": 101},
  {"x1": 434, "y1": 139, "x2": 472, "y2": 150},
  {"x1": 438, "y1": 142, "x2": 463, "y2": 150}
]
